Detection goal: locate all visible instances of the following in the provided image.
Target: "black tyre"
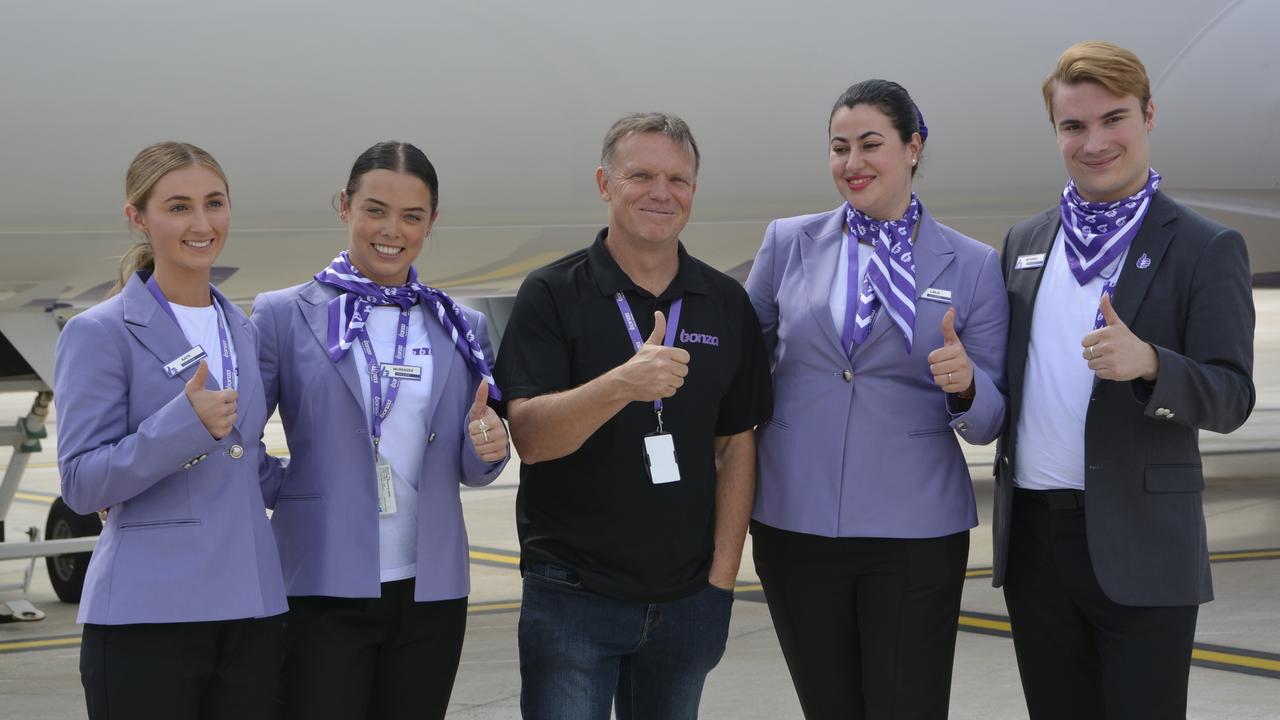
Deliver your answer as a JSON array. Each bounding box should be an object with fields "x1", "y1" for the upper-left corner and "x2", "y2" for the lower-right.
[{"x1": 44, "y1": 497, "x2": 102, "y2": 603}]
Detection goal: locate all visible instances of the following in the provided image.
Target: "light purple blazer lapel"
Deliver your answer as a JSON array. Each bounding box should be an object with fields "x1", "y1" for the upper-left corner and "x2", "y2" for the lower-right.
[
  {"x1": 297, "y1": 281, "x2": 364, "y2": 412},
  {"x1": 797, "y1": 209, "x2": 848, "y2": 359},
  {"x1": 424, "y1": 306, "x2": 457, "y2": 428},
  {"x1": 121, "y1": 277, "x2": 214, "y2": 390}
]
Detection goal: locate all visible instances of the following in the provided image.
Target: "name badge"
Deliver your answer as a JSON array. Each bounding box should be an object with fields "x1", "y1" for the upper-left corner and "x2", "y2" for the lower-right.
[
  {"x1": 163, "y1": 345, "x2": 207, "y2": 378},
  {"x1": 1015, "y1": 253, "x2": 1046, "y2": 270},
  {"x1": 376, "y1": 458, "x2": 397, "y2": 516},
  {"x1": 921, "y1": 287, "x2": 952, "y2": 303},
  {"x1": 380, "y1": 363, "x2": 423, "y2": 381},
  {"x1": 643, "y1": 433, "x2": 681, "y2": 485}
]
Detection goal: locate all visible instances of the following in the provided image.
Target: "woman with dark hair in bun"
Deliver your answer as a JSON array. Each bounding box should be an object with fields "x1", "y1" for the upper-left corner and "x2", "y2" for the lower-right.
[
  {"x1": 252, "y1": 141, "x2": 509, "y2": 720},
  {"x1": 745, "y1": 81, "x2": 1009, "y2": 718}
]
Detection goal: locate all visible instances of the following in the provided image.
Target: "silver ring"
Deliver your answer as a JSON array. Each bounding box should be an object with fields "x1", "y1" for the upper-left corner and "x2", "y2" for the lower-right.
[
  {"x1": 947, "y1": 371, "x2": 953, "y2": 385},
  {"x1": 477, "y1": 418, "x2": 490, "y2": 443}
]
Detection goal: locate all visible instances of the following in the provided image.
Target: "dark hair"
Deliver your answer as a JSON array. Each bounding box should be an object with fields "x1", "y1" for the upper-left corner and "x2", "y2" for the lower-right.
[
  {"x1": 344, "y1": 141, "x2": 439, "y2": 214},
  {"x1": 829, "y1": 79, "x2": 927, "y2": 177}
]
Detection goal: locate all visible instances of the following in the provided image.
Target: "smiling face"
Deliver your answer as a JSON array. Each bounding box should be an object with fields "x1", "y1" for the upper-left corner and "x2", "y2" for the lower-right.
[
  {"x1": 596, "y1": 131, "x2": 697, "y2": 249},
  {"x1": 125, "y1": 164, "x2": 229, "y2": 279},
  {"x1": 829, "y1": 104, "x2": 920, "y2": 221},
  {"x1": 340, "y1": 169, "x2": 438, "y2": 286},
  {"x1": 1052, "y1": 81, "x2": 1155, "y2": 202}
]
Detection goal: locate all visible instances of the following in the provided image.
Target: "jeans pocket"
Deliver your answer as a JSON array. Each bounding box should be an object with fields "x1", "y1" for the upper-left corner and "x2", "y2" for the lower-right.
[
  {"x1": 523, "y1": 563, "x2": 583, "y2": 590},
  {"x1": 706, "y1": 582, "x2": 735, "y2": 600}
]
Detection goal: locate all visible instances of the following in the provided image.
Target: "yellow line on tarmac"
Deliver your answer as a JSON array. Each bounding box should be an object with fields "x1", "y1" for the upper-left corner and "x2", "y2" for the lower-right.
[
  {"x1": 471, "y1": 602, "x2": 522, "y2": 612},
  {"x1": 1210, "y1": 549, "x2": 1280, "y2": 562},
  {"x1": 14, "y1": 491, "x2": 54, "y2": 503},
  {"x1": 1192, "y1": 648, "x2": 1280, "y2": 673},
  {"x1": 0, "y1": 636, "x2": 81, "y2": 652},
  {"x1": 469, "y1": 550, "x2": 520, "y2": 565}
]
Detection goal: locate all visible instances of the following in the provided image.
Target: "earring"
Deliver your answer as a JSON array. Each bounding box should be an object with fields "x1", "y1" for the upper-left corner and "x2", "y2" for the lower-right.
[{"x1": 911, "y1": 158, "x2": 917, "y2": 166}]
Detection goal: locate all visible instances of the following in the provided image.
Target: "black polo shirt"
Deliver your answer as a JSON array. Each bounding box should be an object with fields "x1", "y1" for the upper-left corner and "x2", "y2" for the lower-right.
[{"x1": 494, "y1": 229, "x2": 773, "y2": 602}]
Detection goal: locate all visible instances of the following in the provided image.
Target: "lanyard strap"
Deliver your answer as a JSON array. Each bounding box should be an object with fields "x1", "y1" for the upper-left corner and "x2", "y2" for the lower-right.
[
  {"x1": 146, "y1": 276, "x2": 236, "y2": 390},
  {"x1": 355, "y1": 308, "x2": 411, "y2": 446},
  {"x1": 613, "y1": 292, "x2": 682, "y2": 414}
]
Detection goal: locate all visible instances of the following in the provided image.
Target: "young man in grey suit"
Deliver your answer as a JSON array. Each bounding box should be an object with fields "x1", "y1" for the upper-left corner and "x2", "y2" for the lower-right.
[{"x1": 993, "y1": 41, "x2": 1255, "y2": 719}]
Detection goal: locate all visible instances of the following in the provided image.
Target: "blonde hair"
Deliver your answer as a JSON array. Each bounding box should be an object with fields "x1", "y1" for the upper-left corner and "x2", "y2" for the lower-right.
[
  {"x1": 113, "y1": 141, "x2": 229, "y2": 294},
  {"x1": 1042, "y1": 41, "x2": 1151, "y2": 124}
]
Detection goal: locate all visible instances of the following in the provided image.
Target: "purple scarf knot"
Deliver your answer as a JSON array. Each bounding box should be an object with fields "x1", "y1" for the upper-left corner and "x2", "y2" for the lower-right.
[
  {"x1": 842, "y1": 194, "x2": 922, "y2": 353},
  {"x1": 314, "y1": 252, "x2": 500, "y2": 400},
  {"x1": 1059, "y1": 169, "x2": 1160, "y2": 285}
]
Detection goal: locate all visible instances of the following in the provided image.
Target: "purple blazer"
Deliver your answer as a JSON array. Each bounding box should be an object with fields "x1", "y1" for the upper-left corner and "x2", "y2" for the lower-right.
[
  {"x1": 54, "y1": 274, "x2": 287, "y2": 625},
  {"x1": 252, "y1": 280, "x2": 507, "y2": 602},
  {"x1": 746, "y1": 206, "x2": 1009, "y2": 538}
]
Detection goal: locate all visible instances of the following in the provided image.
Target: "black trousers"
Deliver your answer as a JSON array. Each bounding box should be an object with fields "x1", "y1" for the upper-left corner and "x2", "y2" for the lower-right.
[
  {"x1": 752, "y1": 521, "x2": 970, "y2": 720},
  {"x1": 1004, "y1": 488, "x2": 1199, "y2": 720},
  {"x1": 281, "y1": 579, "x2": 467, "y2": 720},
  {"x1": 81, "y1": 615, "x2": 284, "y2": 720}
]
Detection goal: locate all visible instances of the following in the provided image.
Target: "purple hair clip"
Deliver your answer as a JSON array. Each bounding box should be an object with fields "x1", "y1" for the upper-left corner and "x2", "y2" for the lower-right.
[{"x1": 915, "y1": 106, "x2": 929, "y2": 141}]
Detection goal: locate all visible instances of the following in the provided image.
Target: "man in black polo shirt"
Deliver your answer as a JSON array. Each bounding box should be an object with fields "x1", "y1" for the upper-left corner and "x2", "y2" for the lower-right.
[{"x1": 494, "y1": 112, "x2": 772, "y2": 720}]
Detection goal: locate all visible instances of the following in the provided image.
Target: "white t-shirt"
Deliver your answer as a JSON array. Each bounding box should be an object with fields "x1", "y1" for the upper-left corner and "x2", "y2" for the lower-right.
[
  {"x1": 1014, "y1": 228, "x2": 1128, "y2": 491},
  {"x1": 348, "y1": 305, "x2": 435, "y2": 582},
  {"x1": 170, "y1": 301, "x2": 237, "y2": 390}
]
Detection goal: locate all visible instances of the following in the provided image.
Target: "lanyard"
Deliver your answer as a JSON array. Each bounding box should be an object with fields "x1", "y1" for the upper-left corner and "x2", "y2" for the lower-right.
[
  {"x1": 146, "y1": 276, "x2": 236, "y2": 390},
  {"x1": 354, "y1": 308, "x2": 411, "y2": 448},
  {"x1": 613, "y1": 292, "x2": 683, "y2": 428}
]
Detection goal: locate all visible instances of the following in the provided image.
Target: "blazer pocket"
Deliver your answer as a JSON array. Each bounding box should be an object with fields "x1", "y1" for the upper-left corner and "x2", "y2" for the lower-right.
[
  {"x1": 277, "y1": 493, "x2": 322, "y2": 502},
  {"x1": 1144, "y1": 464, "x2": 1204, "y2": 493},
  {"x1": 119, "y1": 519, "x2": 202, "y2": 531},
  {"x1": 908, "y1": 428, "x2": 955, "y2": 438}
]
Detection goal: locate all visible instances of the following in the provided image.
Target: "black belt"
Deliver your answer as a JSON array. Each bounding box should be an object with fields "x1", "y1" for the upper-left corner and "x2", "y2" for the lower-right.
[{"x1": 1015, "y1": 487, "x2": 1085, "y2": 510}]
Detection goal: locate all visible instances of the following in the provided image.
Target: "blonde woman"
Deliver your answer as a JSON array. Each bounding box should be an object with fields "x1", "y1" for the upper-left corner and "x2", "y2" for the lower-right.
[{"x1": 55, "y1": 142, "x2": 287, "y2": 719}]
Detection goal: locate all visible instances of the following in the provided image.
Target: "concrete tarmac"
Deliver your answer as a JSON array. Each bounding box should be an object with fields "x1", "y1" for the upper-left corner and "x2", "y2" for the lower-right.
[{"x1": 2, "y1": 290, "x2": 1278, "y2": 719}]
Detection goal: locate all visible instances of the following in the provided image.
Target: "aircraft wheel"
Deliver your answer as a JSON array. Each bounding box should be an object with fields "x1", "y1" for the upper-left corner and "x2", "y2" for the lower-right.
[{"x1": 44, "y1": 497, "x2": 102, "y2": 603}]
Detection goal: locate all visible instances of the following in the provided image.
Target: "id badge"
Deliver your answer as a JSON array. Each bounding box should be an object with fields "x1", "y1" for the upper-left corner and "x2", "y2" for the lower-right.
[
  {"x1": 376, "y1": 457, "x2": 397, "y2": 516},
  {"x1": 380, "y1": 363, "x2": 422, "y2": 381},
  {"x1": 164, "y1": 345, "x2": 207, "y2": 378},
  {"x1": 643, "y1": 433, "x2": 681, "y2": 485}
]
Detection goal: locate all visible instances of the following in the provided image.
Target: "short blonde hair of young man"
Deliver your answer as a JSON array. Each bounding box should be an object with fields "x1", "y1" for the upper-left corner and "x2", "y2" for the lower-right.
[{"x1": 1042, "y1": 41, "x2": 1152, "y2": 123}]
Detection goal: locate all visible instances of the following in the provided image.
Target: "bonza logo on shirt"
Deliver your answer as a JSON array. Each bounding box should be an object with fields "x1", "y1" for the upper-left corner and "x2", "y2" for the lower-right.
[{"x1": 679, "y1": 329, "x2": 719, "y2": 347}]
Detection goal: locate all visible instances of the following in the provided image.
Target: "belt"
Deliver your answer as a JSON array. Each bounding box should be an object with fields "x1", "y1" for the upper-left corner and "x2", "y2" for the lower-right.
[{"x1": 1015, "y1": 487, "x2": 1085, "y2": 510}]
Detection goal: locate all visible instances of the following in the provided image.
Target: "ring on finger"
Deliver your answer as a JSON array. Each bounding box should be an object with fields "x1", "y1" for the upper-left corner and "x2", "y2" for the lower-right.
[
  {"x1": 947, "y1": 371, "x2": 953, "y2": 385},
  {"x1": 1089, "y1": 344, "x2": 1098, "y2": 359}
]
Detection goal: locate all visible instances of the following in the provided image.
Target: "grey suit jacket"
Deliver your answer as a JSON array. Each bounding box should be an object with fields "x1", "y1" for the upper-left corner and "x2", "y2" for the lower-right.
[{"x1": 992, "y1": 192, "x2": 1255, "y2": 606}]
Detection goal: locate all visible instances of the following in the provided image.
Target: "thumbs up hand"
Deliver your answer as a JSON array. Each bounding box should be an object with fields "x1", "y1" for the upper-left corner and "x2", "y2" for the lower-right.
[
  {"x1": 647, "y1": 310, "x2": 667, "y2": 346},
  {"x1": 927, "y1": 308, "x2": 975, "y2": 398},
  {"x1": 614, "y1": 310, "x2": 691, "y2": 402},
  {"x1": 185, "y1": 360, "x2": 238, "y2": 439},
  {"x1": 1081, "y1": 293, "x2": 1160, "y2": 381},
  {"x1": 467, "y1": 380, "x2": 509, "y2": 462}
]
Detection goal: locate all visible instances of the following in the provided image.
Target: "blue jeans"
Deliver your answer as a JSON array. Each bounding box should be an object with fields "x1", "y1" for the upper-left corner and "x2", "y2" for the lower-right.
[{"x1": 518, "y1": 563, "x2": 734, "y2": 720}]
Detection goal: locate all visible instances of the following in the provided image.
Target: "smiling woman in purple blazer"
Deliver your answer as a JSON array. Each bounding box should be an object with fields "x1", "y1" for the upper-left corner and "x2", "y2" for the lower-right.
[
  {"x1": 54, "y1": 142, "x2": 288, "y2": 720},
  {"x1": 745, "y1": 81, "x2": 1010, "y2": 718},
  {"x1": 251, "y1": 141, "x2": 509, "y2": 720}
]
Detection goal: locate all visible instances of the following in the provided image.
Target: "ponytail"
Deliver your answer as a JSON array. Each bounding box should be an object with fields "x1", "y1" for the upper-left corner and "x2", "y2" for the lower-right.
[{"x1": 111, "y1": 241, "x2": 155, "y2": 296}]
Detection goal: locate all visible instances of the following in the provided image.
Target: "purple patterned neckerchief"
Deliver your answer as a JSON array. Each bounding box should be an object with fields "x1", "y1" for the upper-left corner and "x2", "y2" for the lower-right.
[
  {"x1": 314, "y1": 251, "x2": 500, "y2": 400},
  {"x1": 842, "y1": 194, "x2": 922, "y2": 354},
  {"x1": 1059, "y1": 168, "x2": 1160, "y2": 328}
]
